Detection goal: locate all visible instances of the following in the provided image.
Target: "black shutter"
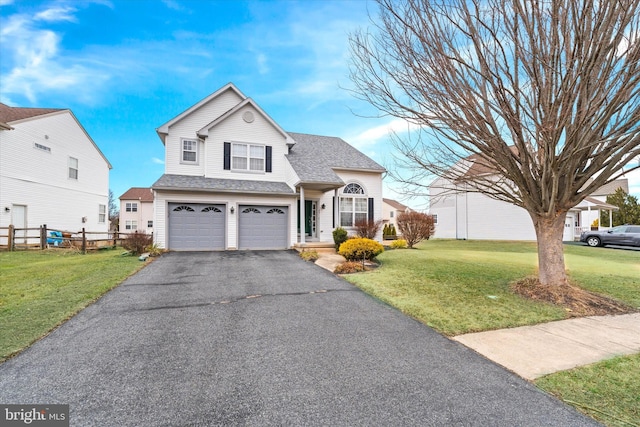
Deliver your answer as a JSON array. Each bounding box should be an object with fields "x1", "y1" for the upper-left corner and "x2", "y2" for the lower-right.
[
  {"x1": 265, "y1": 146, "x2": 272, "y2": 173},
  {"x1": 223, "y1": 142, "x2": 231, "y2": 170},
  {"x1": 333, "y1": 196, "x2": 336, "y2": 228},
  {"x1": 368, "y1": 198, "x2": 374, "y2": 222}
]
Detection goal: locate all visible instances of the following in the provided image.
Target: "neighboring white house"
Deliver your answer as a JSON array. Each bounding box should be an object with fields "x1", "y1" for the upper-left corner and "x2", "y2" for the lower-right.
[
  {"x1": 382, "y1": 198, "x2": 411, "y2": 230},
  {"x1": 0, "y1": 103, "x2": 112, "y2": 243},
  {"x1": 119, "y1": 187, "x2": 154, "y2": 234},
  {"x1": 429, "y1": 162, "x2": 623, "y2": 242},
  {"x1": 152, "y1": 83, "x2": 385, "y2": 250}
]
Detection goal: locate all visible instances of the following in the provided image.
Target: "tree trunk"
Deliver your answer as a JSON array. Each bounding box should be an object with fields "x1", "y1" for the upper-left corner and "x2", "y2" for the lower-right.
[{"x1": 531, "y1": 212, "x2": 568, "y2": 286}]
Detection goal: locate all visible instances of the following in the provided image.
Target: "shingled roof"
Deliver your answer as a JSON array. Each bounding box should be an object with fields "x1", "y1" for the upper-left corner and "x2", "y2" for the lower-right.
[
  {"x1": 0, "y1": 103, "x2": 64, "y2": 123},
  {"x1": 286, "y1": 132, "x2": 385, "y2": 189},
  {"x1": 120, "y1": 187, "x2": 154, "y2": 201},
  {"x1": 152, "y1": 175, "x2": 295, "y2": 195}
]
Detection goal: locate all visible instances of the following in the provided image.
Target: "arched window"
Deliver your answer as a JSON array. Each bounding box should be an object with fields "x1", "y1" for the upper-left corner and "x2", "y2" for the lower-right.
[{"x1": 340, "y1": 183, "x2": 368, "y2": 227}]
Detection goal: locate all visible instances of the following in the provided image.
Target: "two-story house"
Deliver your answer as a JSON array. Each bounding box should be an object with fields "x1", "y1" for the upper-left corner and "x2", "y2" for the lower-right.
[
  {"x1": 429, "y1": 156, "x2": 624, "y2": 241},
  {"x1": 152, "y1": 83, "x2": 385, "y2": 250},
  {"x1": 382, "y1": 198, "x2": 412, "y2": 230},
  {"x1": 119, "y1": 187, "x2": 154, "y2": 234},
  {"x1": 0, "y1": 103, "x2": 111, "y2": 241}
]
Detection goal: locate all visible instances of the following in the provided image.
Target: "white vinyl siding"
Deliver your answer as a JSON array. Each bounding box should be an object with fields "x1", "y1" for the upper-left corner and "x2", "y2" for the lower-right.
[{"x1": 0, "y1": 111, "x2": 110, "y2": 235}]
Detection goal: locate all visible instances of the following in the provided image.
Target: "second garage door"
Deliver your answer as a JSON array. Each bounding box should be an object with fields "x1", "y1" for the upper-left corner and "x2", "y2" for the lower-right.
[
  {"x1": 238, "y1": 205, "x2": 288, "y2": 249},
  {"x1": 168, "y1": 203, "x2": 225, "y2": 250}
]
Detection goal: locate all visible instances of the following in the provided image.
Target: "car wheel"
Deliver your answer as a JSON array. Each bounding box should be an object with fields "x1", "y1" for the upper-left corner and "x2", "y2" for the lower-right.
[{"x1": 586, "y1": 236, "x2": 601, "y2": 247}]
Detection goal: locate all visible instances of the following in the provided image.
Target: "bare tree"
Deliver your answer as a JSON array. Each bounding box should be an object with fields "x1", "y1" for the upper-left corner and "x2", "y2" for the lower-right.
[{"x1": 349, "y1": 0, "x2": 640, "y2": 286}]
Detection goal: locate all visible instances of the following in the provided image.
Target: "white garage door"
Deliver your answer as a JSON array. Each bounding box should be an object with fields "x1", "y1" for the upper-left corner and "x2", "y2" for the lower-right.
[
  {"x1": 168, "y1": 203, "x2": 225, "y2": 250},
  {"x1": 238, "y1": 205, "x2": 288, "y2": 250}
]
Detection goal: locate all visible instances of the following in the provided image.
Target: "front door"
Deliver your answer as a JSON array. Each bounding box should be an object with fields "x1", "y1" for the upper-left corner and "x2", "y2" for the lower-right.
[
  {"x1": 12, "y1": 204, "x2": 27, "y2": 244},
  {"x1": 298, "y1": 200, "x2": 316, "y2": 237}
]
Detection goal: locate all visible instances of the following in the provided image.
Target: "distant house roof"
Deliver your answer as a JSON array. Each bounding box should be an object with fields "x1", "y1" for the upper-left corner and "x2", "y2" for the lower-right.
[
  {"x1": 383, "y1": 198, "x2": 409, "y2": 211},
  {"x1": 120, "y1": 187, "x2": 154, "y2": 202},
  {"x1": 589, "y1": 179, "x2": 629, "y2": 196},
  {"x1": 0, "y1": 103, "x2": 64, "y2": 123},
  {"x1": 286, "y1": 132, "x2": 385, "y2": 191},
  {"x1": 152, "y1": 174, "x2": 296, "y2": 196}
]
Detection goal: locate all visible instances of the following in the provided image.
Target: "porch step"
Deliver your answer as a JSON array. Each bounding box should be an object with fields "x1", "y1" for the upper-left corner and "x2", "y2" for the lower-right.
[{"x1": 293, "y1": 242, "x2": 335, "y2": 250}]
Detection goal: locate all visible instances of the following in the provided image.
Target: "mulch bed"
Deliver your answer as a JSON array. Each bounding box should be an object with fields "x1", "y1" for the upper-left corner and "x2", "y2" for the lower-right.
[{"x1": 510, "y1": 277, "x2": 636, "y2": 317}]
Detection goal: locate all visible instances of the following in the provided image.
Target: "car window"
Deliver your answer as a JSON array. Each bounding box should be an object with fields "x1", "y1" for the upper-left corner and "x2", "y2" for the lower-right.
[
  {"x1": 611, "y1": 226, "x2": 627, "y2": 233},
  {"x1": 628, "y1": 226, "x2": 640, "y2": 233}
]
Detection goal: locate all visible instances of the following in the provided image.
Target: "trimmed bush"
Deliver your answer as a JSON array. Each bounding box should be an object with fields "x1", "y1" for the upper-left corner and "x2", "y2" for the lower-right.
[
  {"x1": 338, "y1": 238, "x2": 384, "y2": 261},
  {"x1": 390, "y1": 239, "x2": 408, "y2": 249},
  {"x1": 299, "y1": 250, "x2": 319, "y2": 262},
  {"x1": 396, "y1": 211, "x2": 435, "y2": 248},
  {"x1": 333, "y1": 227, "x2": 349, "y2": 250},
  {"x1": 334, "y1": 261, "x2": 367, "y2": 274}
]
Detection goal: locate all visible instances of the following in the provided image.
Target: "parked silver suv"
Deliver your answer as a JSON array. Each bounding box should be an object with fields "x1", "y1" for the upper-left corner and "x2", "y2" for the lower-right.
[{"x1": 580, "y1": 225, "x2": 640, "y2": 247}]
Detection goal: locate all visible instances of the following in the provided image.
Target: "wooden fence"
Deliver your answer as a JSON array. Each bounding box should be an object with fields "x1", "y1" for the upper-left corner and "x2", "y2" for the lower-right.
[{"x1": 0, "y1": 225, "x2": 151, "y2": 253}]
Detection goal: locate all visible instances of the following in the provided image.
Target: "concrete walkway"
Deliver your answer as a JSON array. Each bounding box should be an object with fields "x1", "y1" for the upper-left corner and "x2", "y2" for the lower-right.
[
  {"x1": 314, "y1": 249, "x2": 640, "y2": 381},
  {"x1": 453, "y1": 313, "x2": 640, "y2": 380}
]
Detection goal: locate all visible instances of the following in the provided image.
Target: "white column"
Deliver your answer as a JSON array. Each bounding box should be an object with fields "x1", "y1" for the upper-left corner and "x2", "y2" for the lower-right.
[
  {"x1": 300, "y1": 187, "x2": 306, "y2": 245},
  {"x1": 609, "y1": 209, "x2": 613, "y2": 229}
]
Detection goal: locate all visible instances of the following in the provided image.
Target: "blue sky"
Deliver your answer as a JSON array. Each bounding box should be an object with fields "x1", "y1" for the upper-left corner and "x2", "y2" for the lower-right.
[{"x1": 1, "y1": 0, "x2": 638, "y2": 207}]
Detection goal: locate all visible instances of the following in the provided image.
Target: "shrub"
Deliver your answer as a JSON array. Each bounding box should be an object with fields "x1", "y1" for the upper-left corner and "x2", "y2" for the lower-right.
[
  {"x1": 338, "y1": 238, "x2": 384, "y2": 262},
  {"x1": 396, "y1": 211, "x2": 435, "y2": 248},
  {"x1": 334, "y1": 261, "x2": 367, "y2": 274},
  {"x1": 354, "y1": 218, "x2": 383, "y2": 239},
  {"x1": 299, "y1": 249, "x2": 319, "y2": 262},
  {"x1": 122, "y1": 231, "x2": 153, "y2": 256},
  {"x1": 390, "y1": 239, "x2": 408, "y2": 249},
  {"x1": 333, "y1": 227, "x2": 349, "y2": 250}
]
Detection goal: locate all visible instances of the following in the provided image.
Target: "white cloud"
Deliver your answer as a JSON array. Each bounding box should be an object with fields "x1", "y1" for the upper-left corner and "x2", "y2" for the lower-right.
[
  {"x1": 34, "y1": 6, "x2": 78, "y2": 23},
  {"x1": 348, "y1": 119, "x2": 421, "y2": 149},
  {"x1": 151, "y1": 157, "x2": 165, "y2": 165},
  {"x1": 0, "y1": 0, "x2": 14, "y2": 6}
]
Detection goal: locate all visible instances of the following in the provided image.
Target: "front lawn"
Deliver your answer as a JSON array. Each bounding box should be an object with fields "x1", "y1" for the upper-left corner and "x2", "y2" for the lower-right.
[
  {"x1": 536, "y1": 354, "x2": 640, "y2": 426},
  {"x1": 344, "y1": 240, "x2": 639, "y2": 336},
  {"x1": 0, "y1": 248, "x2": 147, "y2": 362}
]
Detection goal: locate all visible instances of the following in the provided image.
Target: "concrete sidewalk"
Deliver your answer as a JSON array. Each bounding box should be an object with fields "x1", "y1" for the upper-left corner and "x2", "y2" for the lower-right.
[{"x1": 453, "y1": 313, "x2": 640, "y2": 380}]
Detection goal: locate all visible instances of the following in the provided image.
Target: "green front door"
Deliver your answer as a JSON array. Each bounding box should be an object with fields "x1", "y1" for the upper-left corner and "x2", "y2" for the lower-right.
[{"x1": 297, "y1": 200, "x2": 314, "y2": 236}]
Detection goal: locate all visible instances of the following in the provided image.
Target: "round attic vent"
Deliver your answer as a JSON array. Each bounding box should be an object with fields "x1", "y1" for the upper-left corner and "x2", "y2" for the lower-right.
[{"x1": 242, "y1": 111, "x2": 255, "y2": 123}]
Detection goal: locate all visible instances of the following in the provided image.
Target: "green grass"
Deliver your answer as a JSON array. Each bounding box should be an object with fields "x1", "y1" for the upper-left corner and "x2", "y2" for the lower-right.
[
  {"x1": 536, "y1": 354, "x2": 640, "y2": 426},
  {"x1": 345, "y1": 240, "x2": 639, "y2": 336},
  {"x1": 0, "y1": 248, "x2": 147, "y2": 362}
]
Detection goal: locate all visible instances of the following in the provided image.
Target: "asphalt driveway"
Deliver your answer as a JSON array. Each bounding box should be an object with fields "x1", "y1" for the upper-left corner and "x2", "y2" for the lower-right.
[{"x1": 0, "y1": 251, "x2": 598, "y2": 426}]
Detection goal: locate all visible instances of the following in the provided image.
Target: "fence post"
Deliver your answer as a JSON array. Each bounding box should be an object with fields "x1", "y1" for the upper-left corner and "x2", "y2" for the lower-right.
[
  {"x1": 8, "y1": 224, "x2": 14, "y2": 251},
  {"x1": 81, "y1": 228, "x2": 86, "y2": 254},
  {"x1": 41, "y1": 224, "x2": 47, "y2": 250}
]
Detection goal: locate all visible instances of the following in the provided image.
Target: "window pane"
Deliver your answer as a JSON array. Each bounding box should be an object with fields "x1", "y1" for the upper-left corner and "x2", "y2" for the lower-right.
[
  {"x1": 340, "y1": 197, "x2": 353, "y2": 211},
  {"x1": 340, "y1": 213, "x2": 353, "y2": 227},
  {"x1": 232, "y1": 157, "x2": 247, "y2": 170},
  {"x1": 249, "y1": 158, "x2": 264, "y2": 171},
  {"x1": 250, "y1": 145, "x2": 264, "y2": 157},
  {"x1": 355, "y1": 198, "x2": 368, "y2": 211},
  {"x1": 232, "y1": 144, "x2": 247, "y2": 156},
  {"x1": 183, "y1": 140, "x2": 193, "y2": 151},
  {"x1": 355, "y1": 213, "x2": 367, "y2": 223},
  {"x1": 183, "y1": 151, "x2": 196, "y2": 162}
]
